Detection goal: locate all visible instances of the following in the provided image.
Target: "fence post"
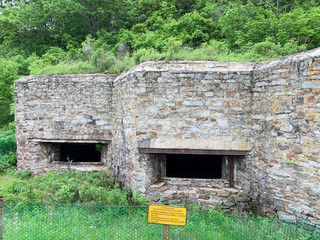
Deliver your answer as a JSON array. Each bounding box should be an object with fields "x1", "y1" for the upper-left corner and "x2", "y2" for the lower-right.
[
  {"x1": 0, "y1": 196, "x2": 4, "y2": 240},
  {"x1": 163, "y1": 225, "x2": 170, "y2": 240}
]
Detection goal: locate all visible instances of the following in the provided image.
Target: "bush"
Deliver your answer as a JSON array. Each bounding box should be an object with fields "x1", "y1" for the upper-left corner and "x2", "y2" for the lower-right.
[
  {"x1": 29, "y1": 47, "x2": 67, "y2": 74},
  {"x1": 0, "y1": 128, "x2": 17, "y2": 172},
  {"x1": 14, "y1": 169, "x2": 32, "y2": 179},
  {"x1": 91, "y1": 48, "x2": 116, "y2": 72},
  {"x1": 0, "y1": 60, "x2": 19, "y2": 126},
  {"x1": 109, "y1": 55, "x2": 135, "y2": 74},
  {"x1": 251, "y1": 41, "x2": 281, "y2": 59},
  {"x1": 29, "y1": 47, "x2": 88, "y2": 75},
  {"x1": 132, "y1": 48, "x2": 163, "y2": 63}
]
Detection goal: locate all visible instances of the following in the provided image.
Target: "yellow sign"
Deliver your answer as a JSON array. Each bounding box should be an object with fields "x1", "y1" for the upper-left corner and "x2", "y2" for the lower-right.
[{"x1": 148, "y1": 205, "x2": 187, "y2": 226}]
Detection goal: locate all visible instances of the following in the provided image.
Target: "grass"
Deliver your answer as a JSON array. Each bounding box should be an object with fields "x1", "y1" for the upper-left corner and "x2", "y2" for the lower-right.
[
  {"x1": 30, "y1": 61, "x2": 98, "y2": 75},
  {"x1": 0, "y1": 174, "x2": 15, "y2": 195},
  {"x1": 2, "y1": 199, "x2": 319, "y2": 240},
  {"x1": 0, "y1": 171, "x2": 318, "y2": 239}
]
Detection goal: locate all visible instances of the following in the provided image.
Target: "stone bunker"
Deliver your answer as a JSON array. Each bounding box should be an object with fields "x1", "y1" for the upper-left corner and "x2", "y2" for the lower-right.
[{"x1": 15, "y1": 49, "x2": 320, "y2": 221}]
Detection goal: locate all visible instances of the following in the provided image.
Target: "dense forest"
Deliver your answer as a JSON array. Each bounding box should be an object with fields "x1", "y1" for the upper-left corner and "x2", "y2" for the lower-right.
[{"x1": 0, "y1": 0, "x2": 320, "y2": 171}]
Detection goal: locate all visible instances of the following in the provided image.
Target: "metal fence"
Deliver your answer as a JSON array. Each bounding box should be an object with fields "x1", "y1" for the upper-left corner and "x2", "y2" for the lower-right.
[{"x1": 0, "y1": 198, "x2": 319, "y2": 240}]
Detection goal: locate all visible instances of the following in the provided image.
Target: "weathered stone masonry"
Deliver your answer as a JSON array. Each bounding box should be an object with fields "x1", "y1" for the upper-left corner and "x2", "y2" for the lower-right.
[
  {"x1": 15, "y1": 74, "x2": 114, "y2": 172},
  {"x1": 15, "y1": 49, "x2": 320, "y2": 221}
]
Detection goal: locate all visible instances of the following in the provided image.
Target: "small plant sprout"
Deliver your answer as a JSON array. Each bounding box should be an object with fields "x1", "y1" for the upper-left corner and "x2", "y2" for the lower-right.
[{"x1": 283, "y1": 157, "x2": 298, "y2": 165}]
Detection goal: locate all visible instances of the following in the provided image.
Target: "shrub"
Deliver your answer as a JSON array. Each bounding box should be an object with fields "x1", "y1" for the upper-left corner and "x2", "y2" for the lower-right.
[
  {"x1": 0, "y1": 128, "x2": 17, "y2": 172},
  {"x1": 109, "y1": 55, "x2": 135, "y2": 74},
  {"x1": 14, "y1": 169, "x2": 32, "y2": 179},
  {"x1": 91, "y1": 48, "x2": 116, "y2": 72},
  {"x1": 132, "y1": 48, "x2": 163, "y2": 63}
]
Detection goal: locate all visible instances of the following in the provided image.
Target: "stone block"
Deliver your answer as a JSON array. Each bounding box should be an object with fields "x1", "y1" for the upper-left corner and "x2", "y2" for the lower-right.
[
  {"x1": 278, "y1": 212, "x2": 296, "y2": 222},
  {"x1": 222, "y1": 188, "x2": 239, "y2": 194},
  {"x1": 288, "y1": 205, "x2": 302, "y2": 214},
  {"x1": 199, "y1": 194, "x2": 210, "y2": 200},
  {"x1": 302, "y1": 205, "x2": 315, "y2": 215},
  {"x1": 204, "y1": 189, "x2": 218, "y2": 195},
  {"x1": 217, "y1": 191, "x2": 230, "y2": 197}
]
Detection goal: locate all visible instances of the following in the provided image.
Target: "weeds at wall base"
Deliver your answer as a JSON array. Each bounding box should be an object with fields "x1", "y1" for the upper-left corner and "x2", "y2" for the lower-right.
[{"x1": 0, "y1": 170, "x2": 149, "y2": 206}]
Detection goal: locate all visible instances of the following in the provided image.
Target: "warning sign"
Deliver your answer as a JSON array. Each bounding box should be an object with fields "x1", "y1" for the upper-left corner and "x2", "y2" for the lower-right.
[{"x1": 148, "y1": 205, "x2": 187, "y2": 226}]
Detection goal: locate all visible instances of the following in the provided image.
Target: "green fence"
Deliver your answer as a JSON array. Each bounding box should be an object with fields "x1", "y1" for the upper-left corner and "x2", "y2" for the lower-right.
[{"x1": 0, "y1": 198, "x2": 319, "y2": 240}]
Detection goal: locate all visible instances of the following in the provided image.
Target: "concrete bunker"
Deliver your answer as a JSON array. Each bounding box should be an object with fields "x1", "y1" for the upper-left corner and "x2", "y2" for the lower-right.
[{"x1": 15, "y1": 48, "x2": 320, "y2": 221}]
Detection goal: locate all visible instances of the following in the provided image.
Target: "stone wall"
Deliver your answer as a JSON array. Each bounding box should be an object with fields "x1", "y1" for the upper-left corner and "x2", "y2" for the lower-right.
[
  {"x1": 112, "y1": 62, "x2": 253, "y2": 209},
  {"x1": 15, "y1": 49, "x2": 320, "y2": 220},
  {"x1": 251, "y1": 50, "x2": 320, "y2": 221},
  {"x1": 15, "y1": 74, "x2": 114, "y2": 173}
]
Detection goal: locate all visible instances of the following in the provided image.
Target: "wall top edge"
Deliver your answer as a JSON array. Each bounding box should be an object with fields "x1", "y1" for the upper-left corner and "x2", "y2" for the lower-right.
[
  {"x1": 16, "y1": 74, "x2": 115, "y2": 84},
  {"x1": 16, "y1": 48, "x2": 320, "y2": 84},
  {"x1": 254, "y1": 48, "x2": 320, "y2": 70},
  {"x1": 129, "y1": 61, "x2": 255, "y2": 73},
  {"x1": 114, "y1": 48, "x2": 320, "y2": 82},
  {"x1": 131, "y1": 48, "x2": 320, "y2": 73}
]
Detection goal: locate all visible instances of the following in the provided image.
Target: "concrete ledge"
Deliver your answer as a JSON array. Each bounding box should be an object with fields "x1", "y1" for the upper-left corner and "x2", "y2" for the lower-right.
[
  {"x1": 148, "y1": 138, "x2": 251, "y2": 151},
  {"x1": 139, "y1": 148, "x2": 249, "y2": 155},
  {"x1": 30, "y1": 138, "x2": 111, "y2": 144}
]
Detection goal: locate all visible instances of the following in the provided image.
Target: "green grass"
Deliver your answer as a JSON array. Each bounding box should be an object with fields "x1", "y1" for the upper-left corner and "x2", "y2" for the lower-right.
[
  {"x1": 30, "y1": 61, "x2": 98, "y2": 75},
  {"x1": 0, "y1": 172, "x2": 319, "y2": 239},
  {"x1": 0, "y1": 174, "x2": 15, "y2": 194},
  {"x1": 2, "y1": 200, "x2": 319, "y2": 240}
]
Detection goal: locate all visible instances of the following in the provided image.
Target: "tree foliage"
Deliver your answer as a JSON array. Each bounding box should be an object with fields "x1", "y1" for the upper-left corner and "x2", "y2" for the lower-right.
[
  {"x1": 0, "y1": 126, "x2": 16, "y2": 172},
  {"x1": 0, "y1": 0, "x2": 319, "y2": 128},
  {"x1": 0, "y1": 59, "x2": 18, "y2": 126}
]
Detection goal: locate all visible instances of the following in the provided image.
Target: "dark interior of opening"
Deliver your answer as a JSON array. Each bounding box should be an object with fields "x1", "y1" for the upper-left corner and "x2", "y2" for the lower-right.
[
  {"x1": 60, "y1": 143, "x2": 101, "y2": 162},
  {"x1": 166, "y1": 154, "x2": 222, "y2": 179}
]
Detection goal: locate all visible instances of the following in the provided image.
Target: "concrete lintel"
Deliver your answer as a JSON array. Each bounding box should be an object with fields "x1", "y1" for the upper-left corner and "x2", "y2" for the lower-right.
[
  {"x1": 147, "y1": 137, "x2": 251, "y2": 151},
  {"x1": 139, "y1": 148, "x2": 249, "y2": 156},
  {"x1": 30, "y1": 138, "x2": 111, "y2": 144}
]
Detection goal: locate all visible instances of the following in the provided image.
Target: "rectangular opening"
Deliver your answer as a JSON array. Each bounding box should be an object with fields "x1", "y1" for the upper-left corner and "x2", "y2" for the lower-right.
[
  {"x1": 60, "y1": 143, "x2": 102, "y2": 163},
  {"x1": 166, "y1": 154, "x2": 222, "y2": 179}
]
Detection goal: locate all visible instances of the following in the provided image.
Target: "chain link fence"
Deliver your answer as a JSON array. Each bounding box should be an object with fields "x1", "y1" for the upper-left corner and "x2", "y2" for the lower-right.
[{"x1": 0, "y1": 198, "x2": 319, "y2": 239}]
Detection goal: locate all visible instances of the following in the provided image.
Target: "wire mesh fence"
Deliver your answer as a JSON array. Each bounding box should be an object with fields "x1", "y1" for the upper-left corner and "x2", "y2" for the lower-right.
[{"x1": 0, "y1": 198, "x2": 319, "y2": 240}]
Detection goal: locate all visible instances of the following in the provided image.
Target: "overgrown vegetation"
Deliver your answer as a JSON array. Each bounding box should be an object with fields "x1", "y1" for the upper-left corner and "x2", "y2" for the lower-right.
[
  {"x1": 0, "y1": 170, "x2": 149, "y2": 205},
  {"x1": 0, "y1": 124, "x2": 17, "y2": 172},
  {"x1": 0, "y1": 0, "x2": 320, "y2": 128}
]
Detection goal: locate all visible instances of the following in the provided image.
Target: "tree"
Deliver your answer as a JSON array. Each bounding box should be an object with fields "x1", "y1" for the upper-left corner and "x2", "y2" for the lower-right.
[{"x1": 0, "y1": 59, "x2": 18, "y2": 126}]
